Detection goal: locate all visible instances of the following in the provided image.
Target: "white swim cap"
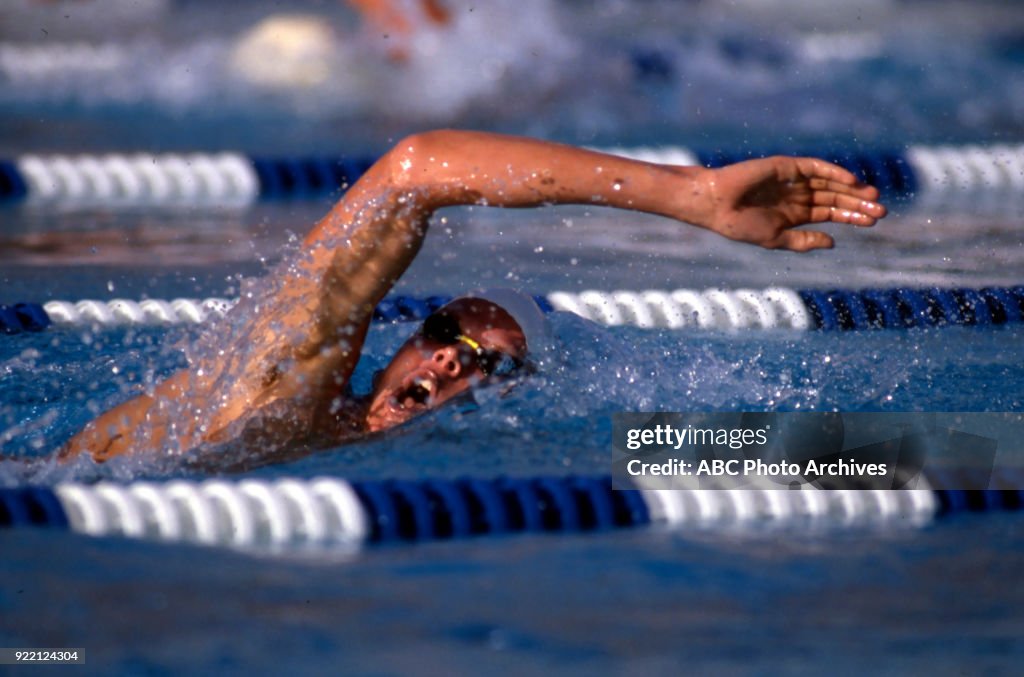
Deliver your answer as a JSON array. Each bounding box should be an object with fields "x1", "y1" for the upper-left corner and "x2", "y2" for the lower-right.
[{"x1": 462, "y1": 288, "x2": 555, "y2": 366}]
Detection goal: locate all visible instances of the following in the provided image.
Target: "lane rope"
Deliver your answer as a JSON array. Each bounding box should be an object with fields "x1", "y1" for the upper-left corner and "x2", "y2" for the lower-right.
[
  {"x1": 2, "y1": 472, "x2": 1019, "y2": 551},
  {"x1": 3, "y1": 286, "x2": 1023, "y2": 334}
]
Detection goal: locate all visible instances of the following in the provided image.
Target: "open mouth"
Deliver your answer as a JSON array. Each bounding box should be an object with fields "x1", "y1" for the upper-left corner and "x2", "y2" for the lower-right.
[{"x1": 391, "y1": 370, "x2": 439, "y2": 413}]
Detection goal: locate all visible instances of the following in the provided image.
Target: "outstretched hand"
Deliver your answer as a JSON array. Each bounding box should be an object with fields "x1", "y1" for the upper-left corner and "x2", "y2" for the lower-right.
[{"x1": 701, "y1": 156, "x2": 887, "y2": 251}]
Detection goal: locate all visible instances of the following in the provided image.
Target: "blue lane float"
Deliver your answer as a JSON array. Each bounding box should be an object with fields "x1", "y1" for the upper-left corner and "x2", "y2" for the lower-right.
[
  {"x1": 3, "y1": 286, "x2": 1024, "y2": 335},
  {"x1": 3, "y1": 144, "x2": 1022, "y2": 208},
  {"x1": 0, "y1": 159, "x2": 29, "y2": 203},
  {"x1": 0, "y1": 302, "x2": 52, "y2": 334},
  {"x1": 0, "y1": 474, "x2": 1020, "y2": 551}
]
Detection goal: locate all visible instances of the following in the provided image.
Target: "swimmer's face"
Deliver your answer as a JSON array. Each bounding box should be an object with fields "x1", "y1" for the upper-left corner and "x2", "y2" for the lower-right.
[{"x1": 365, "y1": 299, "x2": 527, "y2": 432}]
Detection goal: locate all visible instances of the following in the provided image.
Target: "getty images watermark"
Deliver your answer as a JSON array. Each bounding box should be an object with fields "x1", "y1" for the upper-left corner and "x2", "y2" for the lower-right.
[{"x1": 611, "y1": 412, "x2": 1023, "y2": 490}]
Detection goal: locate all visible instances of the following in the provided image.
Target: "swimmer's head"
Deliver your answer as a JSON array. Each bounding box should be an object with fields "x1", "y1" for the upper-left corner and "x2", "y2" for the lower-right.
[{"x1": 364, "y1": 289, "x2": 548, "y2": 432}]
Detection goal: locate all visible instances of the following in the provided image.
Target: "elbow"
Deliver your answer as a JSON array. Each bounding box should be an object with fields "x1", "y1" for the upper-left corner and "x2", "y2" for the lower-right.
[{"x1": 384, "y1": 130, "x2": 460, "y2": 189}]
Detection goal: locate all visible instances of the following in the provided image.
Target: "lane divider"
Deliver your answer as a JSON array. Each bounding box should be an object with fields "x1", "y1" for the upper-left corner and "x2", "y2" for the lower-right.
[
  {"x1": 2, "y1": 144, "x2": 1022, "y2": 207},
  {"x1": 3, "y1": 286, "x2": 1023, "y2": 335},
  {"x1": 0, "y1": 473, "x2": 1019, "y2": 551}
]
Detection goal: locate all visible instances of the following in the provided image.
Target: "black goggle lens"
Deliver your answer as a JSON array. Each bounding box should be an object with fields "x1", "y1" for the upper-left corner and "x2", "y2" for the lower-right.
[{"x1": 422, "y1": 313, "x2": 461, "y2": 344}]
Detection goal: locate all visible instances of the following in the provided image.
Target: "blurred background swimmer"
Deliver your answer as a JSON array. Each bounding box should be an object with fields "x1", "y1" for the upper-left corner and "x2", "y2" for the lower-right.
[
  {"x1": 227, "y1": 0, "x2": 573, "y2": 120},
  {"x1": 6, "y1": 0, "x2": 1024, "y2": 151},
  {"x1": 0, "y1": 0, "x2": 573, "y2": 143},
  {"x1": 229, "y1": 0, "x2": 454, "y2": 91}
]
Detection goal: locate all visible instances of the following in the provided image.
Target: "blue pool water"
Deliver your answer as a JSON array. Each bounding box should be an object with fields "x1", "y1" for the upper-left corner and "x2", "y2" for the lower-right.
[{"x1": 3, "y1": 0, "x2": 1024, "y2": 673}]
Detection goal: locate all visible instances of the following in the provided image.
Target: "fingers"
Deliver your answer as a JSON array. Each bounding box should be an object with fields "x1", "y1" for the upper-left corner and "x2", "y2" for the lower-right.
[
  {"x1": 790, "y1": 157, "x2": 888, "y2": 219},
  {"x1": 812, "y1": 190, "x2": 874, "y2": 211},
  {"x1": 810, "y1": 192, "x2": 887, "y2": 225},
  {"x1": 776, "y1": 229, "x2": 834, "y2": 252},
  {"x1": 808, "y1": 177, "x2": 879, "y2": 200},
  {"x1": 794, "y1": 157, "x2": 861, "y2": 186},
  {"x1": 809, "y1": 204, "x2": 881, "y2": 226}
]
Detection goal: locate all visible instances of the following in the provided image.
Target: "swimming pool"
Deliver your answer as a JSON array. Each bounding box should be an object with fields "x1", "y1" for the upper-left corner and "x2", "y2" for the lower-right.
[{"x1": 3, "y1": 0, "x2": 1024, "y2": 673}]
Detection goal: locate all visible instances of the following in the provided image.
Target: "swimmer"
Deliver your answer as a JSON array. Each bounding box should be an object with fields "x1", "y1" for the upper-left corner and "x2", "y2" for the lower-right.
[
  {"x1": 229, "y1": 2, "x2": 451, "y2": 92},
  {"x1": 58, "y1": 130, "x2": 886, "y2": 467}
]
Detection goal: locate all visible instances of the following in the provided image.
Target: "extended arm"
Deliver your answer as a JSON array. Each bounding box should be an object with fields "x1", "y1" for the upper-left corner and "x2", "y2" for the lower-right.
[
  {"x1": 308, "y1": 129, "x2": 884, "y2": 322},
  {"x1": 315, "y1": 130, "x2": 882, "y2": 244},
  {"x1": 61, "y1": 130, "x2": 884, "y2": 462}
]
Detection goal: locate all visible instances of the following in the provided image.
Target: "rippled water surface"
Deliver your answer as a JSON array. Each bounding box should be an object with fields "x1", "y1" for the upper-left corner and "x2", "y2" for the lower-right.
[{"x1": 2, "y1": 0, "x2": 1024, "y2": 673}]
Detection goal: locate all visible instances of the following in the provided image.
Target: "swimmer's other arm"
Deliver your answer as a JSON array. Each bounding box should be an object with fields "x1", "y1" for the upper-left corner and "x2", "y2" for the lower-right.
[{"x1": 59, "y1": 130, "x2": 885, "y2": 462}]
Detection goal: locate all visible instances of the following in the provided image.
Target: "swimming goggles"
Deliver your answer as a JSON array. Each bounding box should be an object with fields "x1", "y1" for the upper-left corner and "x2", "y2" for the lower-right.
[{"x1": 421, "y1": 312, "x2": 524, "y2": 377}]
